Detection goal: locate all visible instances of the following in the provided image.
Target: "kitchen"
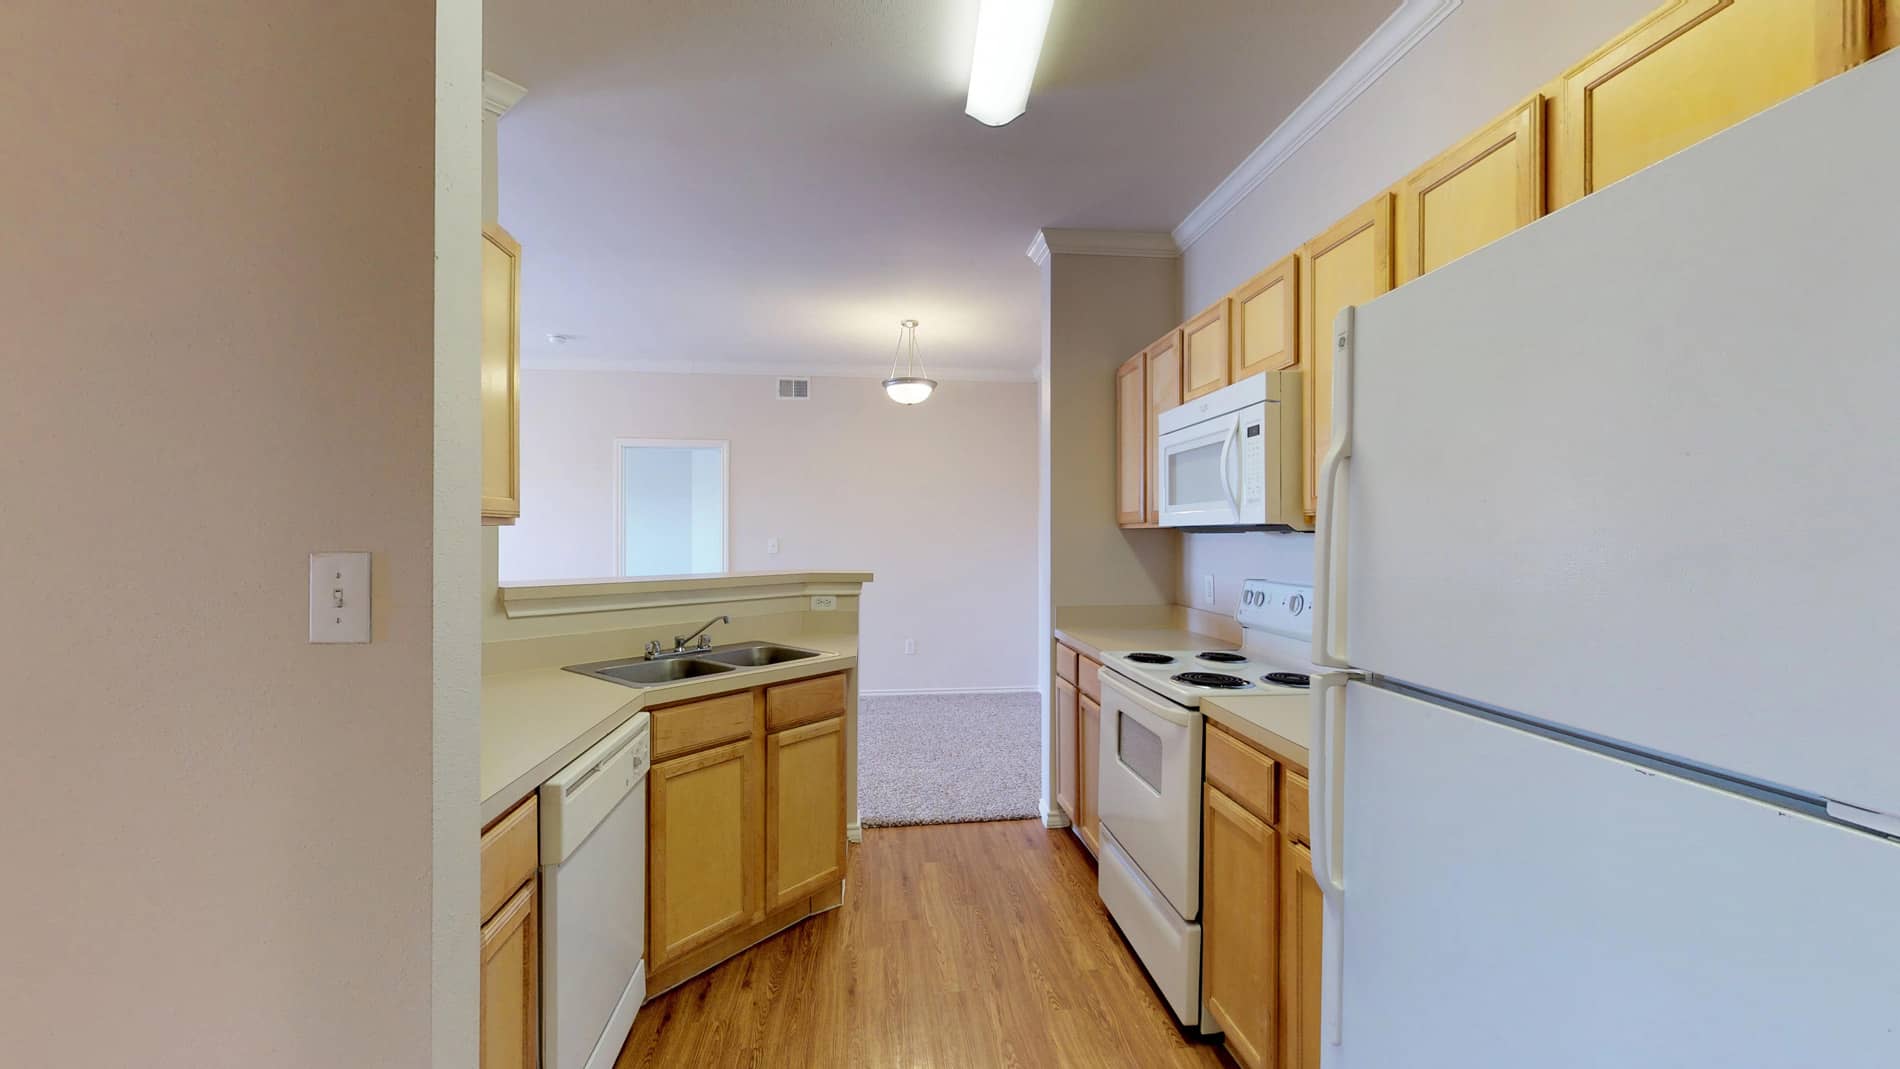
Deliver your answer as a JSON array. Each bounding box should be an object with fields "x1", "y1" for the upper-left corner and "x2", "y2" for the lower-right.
[{"x1": 10, "y1": 2, "x2": 1900, "y2": 1068}]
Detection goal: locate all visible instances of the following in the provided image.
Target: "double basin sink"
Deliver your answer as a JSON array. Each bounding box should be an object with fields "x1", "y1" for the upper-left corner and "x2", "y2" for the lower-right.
[{"x1": 565, "y1": 641, "x2": 824, "y2": 688}]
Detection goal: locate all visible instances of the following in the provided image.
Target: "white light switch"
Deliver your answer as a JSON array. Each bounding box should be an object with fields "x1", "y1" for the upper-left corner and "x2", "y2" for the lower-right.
[
  {"x1": 903, "y1": 638, "x2": 917, "y2": 655},
  {"x1": 309, "y1": 552, "x2": 371, "y2": 644},
  {"x1": 767, "y1": 537, "x2": 780, "y2": 555}
]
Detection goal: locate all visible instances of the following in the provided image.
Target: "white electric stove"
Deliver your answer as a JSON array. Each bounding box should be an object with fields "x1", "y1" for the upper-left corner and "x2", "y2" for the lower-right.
[{"x1": 1095, "y1": 579, "x2": 1315, "y2": 1032}]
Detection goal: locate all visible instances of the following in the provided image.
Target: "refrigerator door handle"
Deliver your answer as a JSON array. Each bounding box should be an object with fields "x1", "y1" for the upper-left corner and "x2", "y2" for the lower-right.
[
  {"x1": 1311, "y1": 671, "x2": 1355, "y2": 1047},
  {"x1": 1312, "y1": 306, "x2": 1356, "y2": 668}
]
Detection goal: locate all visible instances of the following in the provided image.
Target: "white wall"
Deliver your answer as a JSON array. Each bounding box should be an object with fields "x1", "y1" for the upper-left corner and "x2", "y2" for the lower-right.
[
  {"x1": 1174, "y1": 0, "x2": 1657, "y2": 606},
  {"x1": 3, "y1": 3, "x2": 465, "y2": 1066},
  {"x1": 500, "y1": 370, "x2": 1040, "y2": 692}
]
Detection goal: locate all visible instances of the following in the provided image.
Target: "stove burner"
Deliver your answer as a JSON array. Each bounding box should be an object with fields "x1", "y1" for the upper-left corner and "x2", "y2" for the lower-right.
[
  {"x1": 1197, "y1": 651, "x2": 1248, "y2": 664},
  {"x1": 1264, "y1": 671, "x2": 1311, "y2": 688},
  {"x1": 1125, "y1": 652, "x2": 1176, "y2": 665},
  {"x1": 1173, "y1": 671, "x2": 1251, "y2": 689}
]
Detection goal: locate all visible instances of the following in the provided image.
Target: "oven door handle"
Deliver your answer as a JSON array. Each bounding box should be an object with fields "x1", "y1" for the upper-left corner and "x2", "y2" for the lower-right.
[{"x1": 1099, "y1": 669, "x2": 1198, "y2": 727}]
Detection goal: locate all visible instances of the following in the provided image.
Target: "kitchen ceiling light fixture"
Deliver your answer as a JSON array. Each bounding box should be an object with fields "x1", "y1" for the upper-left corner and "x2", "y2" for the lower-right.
[
  {"x1": 883, "y1": 319, "x2": 937, "y2": 405},
  {"x1": 964, "y1": 0, "x2": 1055, "y2": 127}
]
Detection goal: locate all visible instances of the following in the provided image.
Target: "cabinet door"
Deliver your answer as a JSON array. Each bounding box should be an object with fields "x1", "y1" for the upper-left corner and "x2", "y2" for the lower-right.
[
  {"x1": 1280, "y1": 840, "x2": 1324, "y2": 1069},
  {"x1": 1054, "y1": 677, "x2": 1079, "y2": 821},
  {"x1": 765, "y1": 717, "x2": 846, "y2": 910},
  {"x1": 480, "y1": 224, "x2": 522, "y2": 525},
  {"x1": 1077, "y1": 693, "x2": 1101, "y2": 856},
  {"x1": 1554, "y1": 0, "x2": 1873, "y2": 207},
  {"x1": 1299, "y1": 194, "x2": 1393, "y2": 520},
  {"x1": 1204, "y1": 786, "x2": 1278, "y2": 1069},
  {"x1": 480, "y1": 879, "x2": 539, "y2": 1069},
  {"x1": 1181, "y1": 299, "x2": 1232, "y2": 402},
  {"x1": 648, "y1": 736, "x2": 763, "y2": 970},
  {"x1": 1145, "y1": 331, "x2": 1183, "y2": 526},
  {"x1": 1880, "y1": 0, "x2": 1897, "y2": 54},
  {"x1": 1397, "y1": 95, "x2": 1544, "y2": 285},
  {"x1": 1116, "y1": 352, "x2": 1147, "y2": 526},
  {"x1": 1230, "y1": 255, "x2": 1298, "y2": 382}
]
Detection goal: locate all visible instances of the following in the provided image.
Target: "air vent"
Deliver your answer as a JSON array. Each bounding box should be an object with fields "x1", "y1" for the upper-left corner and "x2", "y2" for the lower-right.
[{"x1": 777, "y1": 377, "x2": 811, "y2": 400}]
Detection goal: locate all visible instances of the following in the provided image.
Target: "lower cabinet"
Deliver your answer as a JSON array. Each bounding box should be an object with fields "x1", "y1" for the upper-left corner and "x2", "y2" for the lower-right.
[
  {"x1": 1054, "y1": 676, "x2": 1079, "y2": 821},
  {"x1": 1053, "y1": 640, "x2": 1102, "y2": 856},
  {"x1": 480, "y1": 794, "x2": 541, "y2": 1069},
  {"x1": 1279, "y1": 839, "x2": 1324, "y2": 1069},
  {"x1": 648, "y1": 735, "x2": 764, "y2": 970},
  {"x1": 1203, "y1": 785, "x2": 1279, "y2": 1069},
  {"x1": 1077, "y1": 692, "x2": 1101, "y2": 856},
  {"x1": 766, "y1": 716, "x2": 847, "y2": 909}
]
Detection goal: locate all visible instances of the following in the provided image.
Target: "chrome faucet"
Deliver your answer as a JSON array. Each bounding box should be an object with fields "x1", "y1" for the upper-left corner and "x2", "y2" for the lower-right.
[{"x1": 672, "y1": 615, "x2": 729, "y2": 654}]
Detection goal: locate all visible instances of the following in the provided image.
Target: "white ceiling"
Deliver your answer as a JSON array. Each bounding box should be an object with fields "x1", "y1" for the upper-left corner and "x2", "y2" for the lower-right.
[{"x1": 486, "y1": 0, "x2": 1399, "y2": 380}]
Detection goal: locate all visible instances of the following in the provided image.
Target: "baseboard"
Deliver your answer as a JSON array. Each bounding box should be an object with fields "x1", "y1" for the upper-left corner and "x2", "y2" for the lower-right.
[
  {"x1": 1041, "y1": 801, "x2": 1071, "y2": 830},
  {"x1": 859, "y1": 686, "x2": 1040, "y2": 697},
  {"x1": 847, "y1": 820, "x2": 863, "y2": 843}
]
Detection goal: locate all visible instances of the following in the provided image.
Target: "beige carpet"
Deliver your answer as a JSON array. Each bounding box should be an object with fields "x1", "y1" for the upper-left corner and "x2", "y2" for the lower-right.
[{"x1": 857, "y1": 691, "x2": 1042, "y2": 827}]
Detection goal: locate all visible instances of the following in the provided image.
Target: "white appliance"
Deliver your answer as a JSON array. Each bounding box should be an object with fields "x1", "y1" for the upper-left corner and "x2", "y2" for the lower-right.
[
  {"x1": 1156, "y1": 372, "x2": 1306, "y2": 529},
  {"x1": 1097, "y1": 580, "x2": 1315, "y2": 1030},
  {"x1": 540, "y1": 712, "x2": 650, "y2": 1069},
  {"x1": 1309, "y1": 57, "x2": 1900, "y2": 1069}
]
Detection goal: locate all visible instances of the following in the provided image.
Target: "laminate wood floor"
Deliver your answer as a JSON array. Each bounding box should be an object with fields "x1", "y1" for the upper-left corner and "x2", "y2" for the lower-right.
[{"x1": 615, "y1": 819, "x2": 1234, "y2": 1069}]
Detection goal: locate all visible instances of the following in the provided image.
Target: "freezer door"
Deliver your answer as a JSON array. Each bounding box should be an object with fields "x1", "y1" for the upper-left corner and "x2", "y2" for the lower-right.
[
  {"x1": 1335, "y1": 56, "x2": 1900, "y2": 816},
  {"x1": 1326, "y1": 682, "x2": 1900, "y2": 1069}
]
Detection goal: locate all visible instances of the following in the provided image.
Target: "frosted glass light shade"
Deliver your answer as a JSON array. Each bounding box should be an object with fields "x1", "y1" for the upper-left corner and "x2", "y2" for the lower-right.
[{"x1": 883, "y1": 377, "x2": 937, "y2": 405}]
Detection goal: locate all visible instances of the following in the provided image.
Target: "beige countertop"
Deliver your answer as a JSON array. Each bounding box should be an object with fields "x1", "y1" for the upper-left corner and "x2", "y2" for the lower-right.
[
  {"x1": 1202, "y1": 693, "x2": 1311, "y2": 771},
  {"x1": 481, "y1": 636, "x2": 857, "y2": 825},
  {"x1": 1052, "y1": 623, "x2": 1237, "y2": 663}
]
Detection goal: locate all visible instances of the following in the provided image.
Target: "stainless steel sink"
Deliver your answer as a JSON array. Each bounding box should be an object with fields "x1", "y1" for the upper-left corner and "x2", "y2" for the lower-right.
[
  {"x1": 568, "y1": 657, "x2": 736, "y2": 686},
  {"x1": 697, "y1": 642, "x2": 824, "y2": 668}
]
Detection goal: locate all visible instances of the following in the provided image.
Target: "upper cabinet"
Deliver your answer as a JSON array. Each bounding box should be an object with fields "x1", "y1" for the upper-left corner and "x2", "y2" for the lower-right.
[
  {"x1": 1299, "y1": 194, "x2": 1393, "y2": 521},
  {"x1": 1397, "y1": 95, "x2": 1545, "y2": 285},
  {"x1": 1553, "y1": 0, "x2": 1874, "y2": 208},
  {"x1": 1229, "y1": 255, "x2": 1299, "y2": 382},
  {"x1": 1881, "y1": 0, "x2": 1897, "y2": 53},
  {"x1": 1115, "y1": 352, "x2": 1147, "y2": 527},
  {"x1": 1181, "y1": 298, "x2": 1233, "y2": 402},
  {"x1": 481, "y1": 224, "x2": 523, "y2": 525},
  {"x1": 1145, "y1": 330, "x2": 1183, "y2": 526}
]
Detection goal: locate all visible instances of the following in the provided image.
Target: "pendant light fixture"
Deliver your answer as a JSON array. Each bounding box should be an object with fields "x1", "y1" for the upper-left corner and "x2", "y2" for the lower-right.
[{"x1": 883, "y1": 319, "x2": 938, "y2": 405}]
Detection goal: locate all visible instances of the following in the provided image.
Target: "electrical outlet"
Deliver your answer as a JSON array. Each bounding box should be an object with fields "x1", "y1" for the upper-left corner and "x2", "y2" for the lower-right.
[
  {"x1": 1202, "y1": 574, "x2": 1216, "y2": 606},
  {"x1": 903, "y1": 638, "x2": 917, "y2": 655},
  {"x1": 810, "y1": 595, "x2": 837, "y2": 612}
]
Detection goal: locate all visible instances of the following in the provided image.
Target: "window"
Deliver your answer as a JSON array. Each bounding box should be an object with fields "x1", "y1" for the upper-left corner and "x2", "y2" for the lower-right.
[{"x1": 613, "y1": 439, "x2": 728, "y2": 578}]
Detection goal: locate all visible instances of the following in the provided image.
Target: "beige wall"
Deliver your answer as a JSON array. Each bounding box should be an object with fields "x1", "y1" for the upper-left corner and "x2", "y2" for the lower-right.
[
  {"x1": 498, "y1": 371, "x2": 1040, "y2": 693},
  {"x1": 1, "y1": 3, "x2": 470, "y2": 1065},
  {"x1": 1174, "y1": 0, "x2": 1657, "y2": 607}
]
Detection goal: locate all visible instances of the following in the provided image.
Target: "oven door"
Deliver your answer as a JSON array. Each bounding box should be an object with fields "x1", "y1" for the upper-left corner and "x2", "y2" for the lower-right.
[
  {"x1": 1157, "y1": 412, "x2": 1241, "y2": 527},
  {"x1": 1097, "y1": 669, "x2": 1205, "y2": 919}
]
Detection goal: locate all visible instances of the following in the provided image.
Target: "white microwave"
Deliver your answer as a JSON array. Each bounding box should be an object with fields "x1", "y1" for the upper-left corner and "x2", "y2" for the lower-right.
[{"x1": 1156, "y1": 372, "x2": 1306, "y2": 529}]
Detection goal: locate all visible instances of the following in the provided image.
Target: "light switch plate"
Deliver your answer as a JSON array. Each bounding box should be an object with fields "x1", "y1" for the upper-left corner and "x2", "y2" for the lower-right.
[
  {"x1": 767, "y1": 537, "x2": 780, "y2": 555},
  {"x1": 309, "y1": 552, "x2": 371, "y2": 643},
  {"x1": 810, "y1": 595, "x2": 837, "y2": 612}
]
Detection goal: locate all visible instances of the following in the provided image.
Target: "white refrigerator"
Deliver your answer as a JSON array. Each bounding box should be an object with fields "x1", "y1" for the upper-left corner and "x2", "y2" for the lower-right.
[{"x1": 1308, "y1": 53, "x2": 1900, "y2": 1069}]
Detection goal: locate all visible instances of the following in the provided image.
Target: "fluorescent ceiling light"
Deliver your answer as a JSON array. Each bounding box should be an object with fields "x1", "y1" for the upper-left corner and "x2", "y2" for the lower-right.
[{"x1": 964, "y1": 0, "x2": 1055, "y2": 127}]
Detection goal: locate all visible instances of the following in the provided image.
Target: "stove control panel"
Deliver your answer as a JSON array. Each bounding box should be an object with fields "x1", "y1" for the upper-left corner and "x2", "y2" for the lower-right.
[{"x1": 1236, "y1": 578, "x2": 1313, "y2": 640}]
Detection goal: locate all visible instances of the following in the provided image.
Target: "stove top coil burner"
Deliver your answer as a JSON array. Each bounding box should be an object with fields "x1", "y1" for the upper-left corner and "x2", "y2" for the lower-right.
[
  {"x1": 1125, "y1": 652, "x2": 1176, "y2": 665},
  {"x1": 1264, "y1": 671, "x2": 1311, "y2": 688},
  {"x1": 1172, "y1": 671, "x2": 1251, "y2": 689},
  {"x1": 1197, "y1": 651, "x2": 1248, "y2": 664}
]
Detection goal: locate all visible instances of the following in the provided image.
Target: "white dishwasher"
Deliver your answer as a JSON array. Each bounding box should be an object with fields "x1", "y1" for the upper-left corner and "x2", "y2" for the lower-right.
[{"x1": 540, "y1": 711, "x2": 649, "y2": 1069}]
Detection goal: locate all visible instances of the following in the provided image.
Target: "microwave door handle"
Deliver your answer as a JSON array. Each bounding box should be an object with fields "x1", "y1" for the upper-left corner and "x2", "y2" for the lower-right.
[{"x1": 1217, "y1": 415, "x2": 1240, "y2": 509}]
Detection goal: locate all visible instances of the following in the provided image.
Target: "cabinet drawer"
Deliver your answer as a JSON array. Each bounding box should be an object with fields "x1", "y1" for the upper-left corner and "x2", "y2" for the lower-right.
[
  {"x1": 1077, "y1": 657, "x2": 1101, "y2": 703},
  {"x1": 1282, "y1": 769, "x2": 1310, "y2": 846},
  {"x1": 652, "y1": 690, "x2": 756, "y2": 761},
  {"x1": 1055, "y1": 642, "x2": 1078, "y2": 685},
  {"x1": 765, "y1": 672, "x2": 847, "y2": 732},
  {"x1": 1205, "y1": 723, "x2": 1276, "y2": 826},
  {"x1": 480, "y1": 793, "x2": 538, "y2": 923}
]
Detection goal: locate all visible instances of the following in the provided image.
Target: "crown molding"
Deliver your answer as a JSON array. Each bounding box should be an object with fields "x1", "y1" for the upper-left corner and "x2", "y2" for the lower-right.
[
  {"x1": 522, "y1": 355, "x2": 1041, "y2": 383},
  {"x1": 483, "y1": 71, "x2": 528, "y2": 118},
  {"x1": 1026, "y1": 228, "x2": 1180, "y2": 267},
  {"x1": 1172, "y1": 0, "x2": 1462, "y2": 252}
]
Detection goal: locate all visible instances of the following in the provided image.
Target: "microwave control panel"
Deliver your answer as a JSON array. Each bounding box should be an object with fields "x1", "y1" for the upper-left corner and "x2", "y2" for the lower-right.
[{"x1": 1240, "y1": 417, "x2": 1265, "y2": 505}]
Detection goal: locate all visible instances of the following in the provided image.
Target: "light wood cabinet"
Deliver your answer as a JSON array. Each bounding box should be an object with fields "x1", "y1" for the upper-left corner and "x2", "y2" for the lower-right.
[
  {"x1": 1054, "y1": 676, "x2": 1079, "y2": 821},
  {"x1": 1203, "y1": 785, "x2": 1279, "y2": 1069},
  {"x1": 766, "y1": 716, "x2": 847, "y2": 910},
  {"x1": 481, "y1": 224, "x2": 522, "y2": 525},
  {"x1": 1116, "y1": 352, "x2": 1147, "y2": 526},
  {"x1": 1397, "y1": 95, "x2": 1545, "y2": 285},
  {"x1": 1181, "y1": 299, "x2": 1233, "y2": 402},
  {"x1": 481, "y1": 879, "x2": 540, "y2": 1069},
  {"x1": 1299, "y1": 193, "x2": 1393, "y2": 520},
  {"x1": 1077, "y1": 691, "x2": 1101, "y2": 856},
  {"x1": 1145, "y1": 330, "x2": 1183, "y2": 526},
  {"x1": 1880, "y1": 0, "x2": 1898, "y2": 53},
  {"x1": 648, "y1": 736, "x2": 764, "y2": 971},
  {"x1": 1229, "y1": 255, "x2": 1299, "y2": 383},
  {"x1": 1553, "y1": 0, "x2": 1874, "y2": 208},
  {"x1": 1280, "y1": 840, "x2": 1324, "y2": 1069}
]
